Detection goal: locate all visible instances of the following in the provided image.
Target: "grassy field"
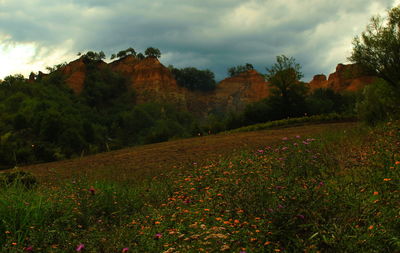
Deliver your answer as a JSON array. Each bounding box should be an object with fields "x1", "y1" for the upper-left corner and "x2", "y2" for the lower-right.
[
  {"x1": 1, "y1": 121, "x2": 399, "y2": 252},
  {"x1": 18, "y1": 122, "x2": 355, "y2": 183}
]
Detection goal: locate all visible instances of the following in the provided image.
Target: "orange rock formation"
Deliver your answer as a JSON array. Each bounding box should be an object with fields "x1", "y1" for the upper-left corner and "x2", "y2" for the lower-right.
[
  {"x1": 60, "y1": 57, "x2": 376, "y2": 117},
  {"x1": 309, "y1": 63, "x2": 377, "y2": 92}
]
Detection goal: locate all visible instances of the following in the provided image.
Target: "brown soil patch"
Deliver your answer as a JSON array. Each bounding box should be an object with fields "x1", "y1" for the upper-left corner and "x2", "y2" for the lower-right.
[{"x1": 18, "y1": 122, "x2": 357, "y2": 184}]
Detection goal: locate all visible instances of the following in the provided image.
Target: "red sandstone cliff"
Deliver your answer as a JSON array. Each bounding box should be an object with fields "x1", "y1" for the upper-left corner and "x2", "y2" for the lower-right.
[
  {"x1": 309, "y1": 63, "x2": 377, "y2": 92},
  {"x1": 59, "y1": 57, "x2": 376, "y2": 118},
  {"x1": 109, "y1": 56, "x2": 188, "y2": 108},
  {"x1": 60, "y1": 57, "x2": 107, "y2": 94},
  {"x1": 213, "y1": 70, "x2": 270, "y2": 112}
]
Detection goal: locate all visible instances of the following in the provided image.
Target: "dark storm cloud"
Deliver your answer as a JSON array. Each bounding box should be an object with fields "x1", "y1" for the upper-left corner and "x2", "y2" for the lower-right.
[{"x1": 0, "y1": 0, "x2": 396, "y2": 80}]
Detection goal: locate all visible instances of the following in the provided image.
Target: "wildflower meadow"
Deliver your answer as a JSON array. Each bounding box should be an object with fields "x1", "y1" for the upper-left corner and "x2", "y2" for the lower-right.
[{"x1": 1, "y1": 121, "x2": 399, "y2": 252}]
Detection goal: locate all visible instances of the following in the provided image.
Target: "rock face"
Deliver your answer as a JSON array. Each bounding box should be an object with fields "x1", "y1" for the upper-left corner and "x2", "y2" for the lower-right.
[
  {"x1": 59, "y1": 57, "x2": 376, "y2": 118},
  {"x1": 309, "y1": 63, "x2": 377, "y2": 92},
  {"x1": 110, "y1": 57, "x2": 270, "y2": 117},
  {"x1": 212, "y1": 70, "x2": 270, "y2": 113},
  {"x1": 109, "y1": 56, "x2": 188, "y2": 109},
  {"x1": 60, "y1": 58, "x2": 107, "y2": 94}
]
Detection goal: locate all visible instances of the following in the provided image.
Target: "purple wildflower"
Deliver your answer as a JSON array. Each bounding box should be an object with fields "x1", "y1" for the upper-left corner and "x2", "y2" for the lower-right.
[
  {"x1": 122, "y1": 248, "x2": 129, "y2": 253},
  {"x1": 154, "y1": 233, "x2": 162, "y2": 239}
]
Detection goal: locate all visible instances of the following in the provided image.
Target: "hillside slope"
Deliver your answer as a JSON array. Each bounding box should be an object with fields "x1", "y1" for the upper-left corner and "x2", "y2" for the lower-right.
[{"x1": 19, "y1": 122, "x2": 356, "y2": 183}]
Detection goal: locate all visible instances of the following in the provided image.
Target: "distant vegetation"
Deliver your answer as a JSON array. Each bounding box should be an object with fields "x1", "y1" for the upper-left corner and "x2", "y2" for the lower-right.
[
  {"x1": 0, "y1": 61, "x2": 197, "y2": 169},
  {"x1": 170, "y1": 66, "x2": 217, "y2": 91},
  {"x1": 110, "y1": 47, "x2": 136, "y2": 60},
  {"x1": 144, "y1": 47, "x2": 162, "y2": 59},
  {"x1": 205, "y1": 56, "x2": 358, "y2": 133},
  {"x1": 227, "y1": 63, "x2": 254, "y2": 77}
]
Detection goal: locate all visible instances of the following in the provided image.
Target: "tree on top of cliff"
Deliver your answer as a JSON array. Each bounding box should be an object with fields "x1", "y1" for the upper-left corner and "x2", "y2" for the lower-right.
[
  {"x1": 137, "y1": 53, "x2": 145, "y2": 60},
  {"x1": 82, "y1": 51, "x2": 106, "y2": 63},
  {"x1": 349, "y1": 5, "x2": 400, "y2": 88},
  {"x1": 111, "y1": 47, "x2": 137, "y2": 60},
  {"x1": 227, "y1": 63, "x2": 254, "y2": 77},
  {"x1": 145, "y1": 47, "x2": 161, "y2": 58}
]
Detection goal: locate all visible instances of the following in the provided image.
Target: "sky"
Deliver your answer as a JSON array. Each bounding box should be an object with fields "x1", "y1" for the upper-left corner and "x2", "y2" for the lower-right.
[{"x1": 0, "y1": 0, "x2": 399, "y2": 82}]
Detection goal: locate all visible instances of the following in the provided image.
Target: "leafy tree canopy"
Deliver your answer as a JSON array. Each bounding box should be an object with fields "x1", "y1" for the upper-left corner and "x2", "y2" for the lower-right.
[
  {"x1": 265, "y1": 55, "x2": 308, "y2": 118},
  {"x1": 111, "y1": 47, "x2": 137, "y2": 60},
  {"x1": 171, "y1": 67, "x2": 216, "y2": 91},
  {"x1": 227, "y1": 63, "x2": 254, "y2": 77},
  {"x1": 265, "y1": 55, "x2": 303, "y2": 97},
  {"x1": 82, "y1": 51, "x2": 106, "y2": 63},
  {"x1": 349, "y1": 5, "x2": 400, "y2": 88},
  {"x1": 145, "y1": 47, "x2": 161, "y2": 58},
  {"x1": 137, "y1": 53, "x2": 145, "y2": 60}
]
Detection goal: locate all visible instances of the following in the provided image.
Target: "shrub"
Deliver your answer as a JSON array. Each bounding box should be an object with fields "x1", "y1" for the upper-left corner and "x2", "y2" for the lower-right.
[
  {"x1": 0, "y1": 171, "x2": 37, "y2": 189},
  {"x1": 171, "y1": 67, "x2": 216, "y2": 91},
  {"x1": 356, "y1": 79, "x2": 399, "y2": 125}
]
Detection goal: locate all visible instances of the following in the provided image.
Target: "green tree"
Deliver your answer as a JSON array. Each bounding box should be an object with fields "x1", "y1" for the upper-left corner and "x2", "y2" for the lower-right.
[
  {"x1": 82, "y1": 51, "x2": 106, "y2": 63},
  {"x1": 2, "y1": 74, "x2": 25, "y2": 86},
  {"x1": 145, "y1": 47, "x2": 161, "y2": 58},
  {"x1": 111, "y1": 47, "x2": 137, "y2": 60},
  {"x1": 265, "y1": 55, "x2": 308, "y2": 118},
  {"x1": 171, "y1": 67, "x2": 216, "y2": 91},
  {"x1": 349, "y1": 5, "x2": 400, "y2": 88},
  {"x1": 227, "y1": 63, "x2": 254, "y2": 77},
  {"x1": 356, "y1": 79, "x2": 399, "y2": 125},
  {"x1": 306, "y1": 88, "x2": 346, "y2": 115},
  {"x1": 137, "y1": 53, "x2": 145, "y2": 60}
]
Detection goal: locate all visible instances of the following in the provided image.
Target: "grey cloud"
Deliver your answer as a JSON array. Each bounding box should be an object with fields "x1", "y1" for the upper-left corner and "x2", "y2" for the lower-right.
[{"x1": 0, "y1": 0, "x2": 397, "y2": 80}]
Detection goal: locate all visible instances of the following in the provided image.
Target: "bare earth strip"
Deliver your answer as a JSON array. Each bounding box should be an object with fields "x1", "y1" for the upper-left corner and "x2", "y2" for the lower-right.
[{"x1": 19, "y1": 122, "x2": 356, "y2": 183}]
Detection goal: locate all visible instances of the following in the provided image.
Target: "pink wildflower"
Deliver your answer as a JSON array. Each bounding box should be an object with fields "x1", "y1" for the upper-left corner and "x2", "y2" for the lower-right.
[
  {"x1": 76, "y1": 243, "x2": 85, "y2": 251},
  {"x1": 122, "y1": 248, "x2": 129, "y2": 252},
  {"x1": 89, "y1": 186, "x2": 95, "y2": 195},
  {"x1": 24, "y1": 246, "x2": 33, "y2": 252}
]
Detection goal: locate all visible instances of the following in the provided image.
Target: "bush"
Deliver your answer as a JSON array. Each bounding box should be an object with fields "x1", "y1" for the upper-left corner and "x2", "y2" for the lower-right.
[
  {"x1": 0, "y1": 171, "x2": 37, "y2": 189},
  {"x1": 171, "y1": 67, "x2": 216, "y2": 91},
  {"x1": 227, "y1": 63, "x2": 254, "y2": 77},
  {"x1": 356, "y1": 79, "x2": 399, "y2": 125}
]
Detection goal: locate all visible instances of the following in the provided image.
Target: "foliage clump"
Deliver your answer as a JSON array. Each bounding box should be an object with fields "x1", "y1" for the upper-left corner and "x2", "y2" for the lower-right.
[
  {"x1": 0, "y1": 171, "x2": 37, "y2": 189},
  {"x1": 171, "y1": 66, "x2": 216, "y2": 91},
  {"x1": 227, "y1": 63, "x2": 254, "y2": 77},
  {"x1": 349, "y1": 5, "x2": 400, "y2": 125}
]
